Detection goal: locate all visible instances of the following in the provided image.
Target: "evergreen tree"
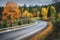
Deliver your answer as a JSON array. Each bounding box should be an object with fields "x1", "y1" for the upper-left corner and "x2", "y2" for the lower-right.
[
  {"x1": 0, "y1": 7, "x2": 3, "y2": 21},
  {"x1": 47, "y1": 6, "x2": 51, "y2": 17},
  {"x1": 40, "y1": 7, "x2": 43, "y2": 18},
  {"x1": 24, "y1": 4, "x2": 27, "y2": 10},
  {"x1": 28, "y1": 5, "x2": 33, "y2": 13}
]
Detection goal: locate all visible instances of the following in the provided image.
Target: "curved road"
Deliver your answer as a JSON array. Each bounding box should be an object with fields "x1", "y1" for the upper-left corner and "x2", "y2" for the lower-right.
[{"x1": 0, "y1": 20, "x2": 47, "y2": 40}]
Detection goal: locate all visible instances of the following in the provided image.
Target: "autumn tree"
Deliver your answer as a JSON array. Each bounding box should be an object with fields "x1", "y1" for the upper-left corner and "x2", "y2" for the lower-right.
[
  {"x1": 21, "y1": 10, "x2": 33, "y2": 24},
  {"x1": 50, "y1": 6, "x2": 56, "y2": 18},
  {"x1": 37, "y1": 11, "x2": 40, "y2": 17},
  {"x1": 2, "y1": 2, "x2": 21, "y2": 24},
  {"x1": 22, "y1": 10, "x2": 33, "y2": 19},
  {"x1": 42, "y1": 7, "x2": 48, "y2": 20}
]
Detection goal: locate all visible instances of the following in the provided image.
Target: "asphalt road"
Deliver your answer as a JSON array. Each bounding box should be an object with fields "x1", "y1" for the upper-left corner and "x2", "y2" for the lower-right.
[{"x1": 0, "y1": 20, "x2": 47, "y2": 40}]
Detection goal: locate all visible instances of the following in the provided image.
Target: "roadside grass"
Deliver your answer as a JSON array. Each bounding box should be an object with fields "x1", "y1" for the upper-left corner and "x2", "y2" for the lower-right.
[
  {"x1": 0, "y1": 18, "x2": 35, "y2": 28},
  {"x1": 30, "y1": 22, "x2": 54, "y2": 40},
  {"x1": 30, "y1": 17, "x2": 60, "y2": 40},
  {"x1": 33, "y1": 17, "x2": 40, "y2": 20},
  {"x1": 30, "y1": 18, "x2": 60, "y2": 40},
  {"x1": 45, "y1": 21, "x2": 60, "y2": 40},
  {"x1": 0, "y1": 17, "x2": 36, "y2": 32},
  {"x1": 0, "y1": 22, "x2": 35, "y2": 32}
]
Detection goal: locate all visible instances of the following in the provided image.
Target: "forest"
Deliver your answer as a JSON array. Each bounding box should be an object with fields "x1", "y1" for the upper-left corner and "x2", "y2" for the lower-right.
[{"x1": 0, "y1": 1, "x2": 60, "y2": 40}]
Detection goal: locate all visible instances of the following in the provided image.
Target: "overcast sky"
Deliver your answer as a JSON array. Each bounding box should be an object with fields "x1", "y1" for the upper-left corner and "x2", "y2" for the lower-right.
[{"x1": 0, "y1": 0, "x2": 60, "y2": 7}]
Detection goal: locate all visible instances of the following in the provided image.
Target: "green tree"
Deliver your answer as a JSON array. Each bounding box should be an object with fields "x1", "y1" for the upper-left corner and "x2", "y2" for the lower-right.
[
  {"x1": 28, "y1": 5, "x2": 33, "y2": 13},
  {"x1": 47, "y1": 6, "x2": 51, "y2": 17},
  {"x1": 2, "y1": 20, "x2": 10, "y2": 28},
  {"x1": 0, "y1": 7, "x2": 3, "y2": 21},
  {"x1": 23, "y1": 4, "x2": 27, "y2": 11},
  {"x1": 40, "y1": 7, "x2": 43, "y2": 18}
]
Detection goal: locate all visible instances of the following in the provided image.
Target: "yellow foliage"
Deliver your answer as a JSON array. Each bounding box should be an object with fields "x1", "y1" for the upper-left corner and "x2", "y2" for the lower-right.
[
  {"x1": 42, "y1": 7, "x2": 48, "y2": 20},
  {"x1": 29, "y1": 13, "x2": 33, "y2": 18},
  {"x1": 58, "y1": 12, "x2": 60, "y2": 18},
  {"x1": 37, "y1": 11, "x2": 40, "y2": 17},
  {"x1": 22, "y1": 10, "x2": 29, "y2": 17},
  {"x1": 50, "y1": 6, "x2": 56, "y2": 10},
  {"x1": 50, "y1": 6, "x2": 56, "y2": 17},
  {"x1": 42, "y1": 16, "x2": 48, "y2": 20},
  {"x1": 42, "y1": 8, "x2": 48, "y2": 16},
  {"x1": 22, "y1": 10, "x2": 33, "y2": 18}
]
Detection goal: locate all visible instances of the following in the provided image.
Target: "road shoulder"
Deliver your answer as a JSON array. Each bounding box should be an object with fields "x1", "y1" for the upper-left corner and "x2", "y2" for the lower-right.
[{"x1": 30, "y1": 21, "x2": 54, "y2": 40}]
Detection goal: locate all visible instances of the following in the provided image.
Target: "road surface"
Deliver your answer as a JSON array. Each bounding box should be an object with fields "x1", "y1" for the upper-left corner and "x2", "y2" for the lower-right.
[{"x1": 0, "y1": 20, "x2": 47, "y2": 40}]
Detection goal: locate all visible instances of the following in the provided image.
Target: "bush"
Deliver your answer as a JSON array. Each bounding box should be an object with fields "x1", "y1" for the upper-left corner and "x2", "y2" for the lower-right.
[
  {"x1": 2, "y1": 21, "x2": 10, "y2": 28},
  {"x1": 54, "y1": 21, "x2": 60, "y2": 31},
  {"x1": 27, "y1": 20, "x2": 30, "y2": 24},
  {"x1": 18, "y1": 20, "x2": 22, "y2": 25},
  {"x1": 45, "y1": 21, "x2": 60, "y2": 40}
]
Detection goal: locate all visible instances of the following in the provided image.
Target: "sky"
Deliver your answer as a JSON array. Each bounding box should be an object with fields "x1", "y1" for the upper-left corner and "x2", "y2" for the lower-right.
[{"x1": 0, "y1": 0, "x2": 60, "y2": 7}]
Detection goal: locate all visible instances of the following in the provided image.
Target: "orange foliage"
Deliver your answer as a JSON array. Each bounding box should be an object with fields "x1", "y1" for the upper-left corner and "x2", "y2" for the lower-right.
[
  {"x1": 33, "y1": 11, "x2": 40, "y2": 17},
  {"x1": 2, "y1": 2, "x2": 21, "y2": 23}
]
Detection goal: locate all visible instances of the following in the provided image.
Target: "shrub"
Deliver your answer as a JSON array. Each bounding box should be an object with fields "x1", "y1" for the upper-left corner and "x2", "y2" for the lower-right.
[
  {"x1": 2, "y1": 21, "x2": 10, "y2": 28},
  {"x1": 18, "y1": 20, "x2": 22, "y2": 25}
]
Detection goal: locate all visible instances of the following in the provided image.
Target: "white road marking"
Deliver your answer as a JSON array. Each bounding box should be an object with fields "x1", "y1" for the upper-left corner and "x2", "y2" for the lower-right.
[{"x1": 15, "y1": 22, "x2": 47, "y2": 40}]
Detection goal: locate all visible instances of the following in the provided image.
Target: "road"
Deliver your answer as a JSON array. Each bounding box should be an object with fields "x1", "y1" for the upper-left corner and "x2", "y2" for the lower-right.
[{"x1": 0, "y1": 20, "x2": 47, "y2": 40}]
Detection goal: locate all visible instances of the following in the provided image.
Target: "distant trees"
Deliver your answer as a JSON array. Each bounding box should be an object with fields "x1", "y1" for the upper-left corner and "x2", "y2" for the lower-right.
[
  {"x1": 0, "y1": 2, "x2": 60, "y2": 28},
  {"x1": 23, "y1": 4, "x2": 27, "y2": 11},
  {"x1": 0, "y1": 3, "x2": 59, "y2": 20},
  {"x1": 22, "y1": 10, "x2": 33, "y2": 19},
  {"x1": 28, "y1": 5, "x2": 33, "y2": 13}
]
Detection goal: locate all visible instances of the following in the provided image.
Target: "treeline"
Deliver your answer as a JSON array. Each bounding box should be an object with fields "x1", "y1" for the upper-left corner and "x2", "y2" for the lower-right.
[
  {"x1": 0, "y1": 2, "x2": 60, "y2": 18},
  {"x1": 19, "y1": 2, "x2": 60, "y2": 20},
  {"x1": 0, "y1": 2, "x2": 60, "y2": 28}
]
